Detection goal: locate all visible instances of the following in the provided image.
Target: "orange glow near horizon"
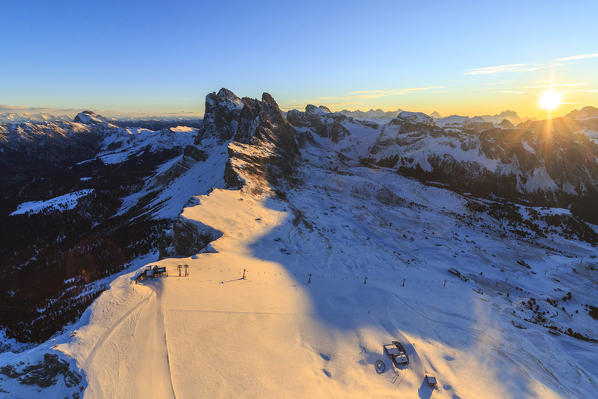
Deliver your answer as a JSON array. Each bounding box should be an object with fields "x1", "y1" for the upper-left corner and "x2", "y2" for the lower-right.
[{"x1": 281, "y1": 84, "x2": 591, "y2": 120}]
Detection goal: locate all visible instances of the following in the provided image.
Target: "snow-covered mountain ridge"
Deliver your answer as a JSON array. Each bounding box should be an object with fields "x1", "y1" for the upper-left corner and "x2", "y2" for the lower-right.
[
  {"x1": 0, "y1": 112, "x2": 218, "y2": 346},
  {"x1": 288, "y1": 104, "x2": 598, "y2": 222}
]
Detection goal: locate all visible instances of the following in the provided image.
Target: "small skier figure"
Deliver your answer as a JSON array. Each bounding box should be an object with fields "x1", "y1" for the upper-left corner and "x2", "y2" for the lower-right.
[
  {"x1": 242, "y1": 269, "x2": 247, "y2": 280},
  {"x1": 178, "y1": 265, "x2": 182, "y2": 277},
  {"x1": 308, "y1": 273, "x2": 312, "y2": 284},
  {"x1": 364, "y1": 276, "x2": 368, "y2": 285},
  {"x1": 184, "y1": 264, "x2": 189, "y2": 277}
]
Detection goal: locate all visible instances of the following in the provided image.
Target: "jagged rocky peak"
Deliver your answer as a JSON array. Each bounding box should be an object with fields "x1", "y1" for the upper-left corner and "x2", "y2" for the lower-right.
[
  {"x1": 567, "y1": 106, "x2": 598, "y2": 120},
  {"x1": 205, "y1": 88, "x2": 243, "y2": 111},
  {"x1": 256, "y1": 92, "x2": 286, "y2": 126},
  {"x1": 305, "y1": 104, "x2": 331, "y2": 115},
  {"x1": 200, "y1": 88, "x2": 291, "y2": 144},
  {"x1": 73, "y1": 110, "x2": 108, "y2": 125},
  {"x1": 200, "y1": 88, "x2": 299, "y2": 193},
  {"x1": 286, "y1": 104, "x2": 350, "y2": 143},
  {"x1": 395, "y1": 111, "x2": 435, "y2": 125},
  {"x1": 499, "y1": 119, "x2": 514, "y2": 129},
  {"x1": 261, "y1": 92, "x2": 277, "y2": 105}
]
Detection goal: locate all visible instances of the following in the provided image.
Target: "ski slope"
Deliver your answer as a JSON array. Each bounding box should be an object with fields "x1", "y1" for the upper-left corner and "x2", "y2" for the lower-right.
[{"x1": 54, "y1": 172, "x2": 597, "y2": 398}]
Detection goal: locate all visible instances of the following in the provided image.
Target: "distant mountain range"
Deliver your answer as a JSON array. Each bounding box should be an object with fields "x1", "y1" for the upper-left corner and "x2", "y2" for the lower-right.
[
  {"x1": 337, "y1": 108, "x2": 402, "y2": 120},
  {"x1": 336, "y1": 108, "x2": 524, "y2": 126},
  {"x1": 0, "y1": 105, "x2": 202, "y2": 124}
]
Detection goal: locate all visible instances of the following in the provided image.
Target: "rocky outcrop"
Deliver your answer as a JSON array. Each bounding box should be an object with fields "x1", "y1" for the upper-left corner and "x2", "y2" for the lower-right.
[
  {"x1": 162, "y1": 217, "x2": 223, "y2": 257},
  {"x1": 396, "y1": 111, "x2": 435, "y2": 125},
  {"x1": 73, "y1": 110, "x2": 109, "y2": 125},
  {"x1": 199, "y1": 89, "x2": 300, "y2": 194},
  {"x1": 199, "y1": 89, "x2": 244, "y2": 142},
  {"x1": 287, "y1": 105, "x2": 350, "y2": 143}
]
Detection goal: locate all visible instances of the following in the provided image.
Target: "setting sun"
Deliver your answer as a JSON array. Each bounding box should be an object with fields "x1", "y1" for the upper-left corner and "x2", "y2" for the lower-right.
[{"x1": 538, "y1": 89, "x2": 563, "y2": 111}]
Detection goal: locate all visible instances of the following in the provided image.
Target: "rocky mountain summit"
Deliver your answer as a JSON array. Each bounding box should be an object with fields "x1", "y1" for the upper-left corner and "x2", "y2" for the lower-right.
[{"x1": 198, "y1": 88, "x2": 300, "y2": 193}]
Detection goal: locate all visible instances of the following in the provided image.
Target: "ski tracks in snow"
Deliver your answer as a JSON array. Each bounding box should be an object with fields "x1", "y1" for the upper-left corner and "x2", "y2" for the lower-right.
[{"x1": 76, "y1": 281, "x2": 177, "y2": 399}]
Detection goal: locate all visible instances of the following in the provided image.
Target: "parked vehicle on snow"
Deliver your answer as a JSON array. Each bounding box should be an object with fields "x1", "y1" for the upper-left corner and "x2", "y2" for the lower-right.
[
  {"x1": 425, "y1": 375, "x2": 437, "y2": 387},
  {"x1": 136, "y1": 265, "x2": 168, "y2": 281},
  {"x1": 383, "y1": 341, "x2": 409, "y2": 366}
]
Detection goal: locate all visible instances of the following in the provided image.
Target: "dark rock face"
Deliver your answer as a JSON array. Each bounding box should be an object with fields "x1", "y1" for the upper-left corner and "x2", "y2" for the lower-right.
[
  {"x1": 201, "y1": 89, "x2": 294, "y2": 145},
  {"x1": 183, "y1": 145, "x2": 208, "y2": 162},
  {"x1": 199, "y1": 88, "x2": 245, "y2": 141},
  {"x1": 168, "y1": 218, "x2": 223, "y2": 257},
  {"x1": 0, "y1": 353, "x2": 83, "y2": 392},
  {"x1": 287, "y1": 105, "x2": 350, "y2": 143},
  {"x1": 200, "y1": 89, "x2": 300, "y2": 193},
  {"x1": 73, "y1": 110, "x2": 106, "y2": 125},
  {"x1": 224, "y1": 158, "x2": 244, "y2": 188}
]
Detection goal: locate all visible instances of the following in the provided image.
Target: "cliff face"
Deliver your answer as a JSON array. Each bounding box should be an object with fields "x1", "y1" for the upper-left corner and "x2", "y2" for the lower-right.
[{"x1": 199, "y1": 88, "x2": 300, "y2": 194}]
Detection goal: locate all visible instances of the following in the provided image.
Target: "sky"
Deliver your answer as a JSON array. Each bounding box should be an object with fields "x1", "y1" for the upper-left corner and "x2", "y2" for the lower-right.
[{"x1": 2, "y1": 0, "x2": 598, "y2": 119}]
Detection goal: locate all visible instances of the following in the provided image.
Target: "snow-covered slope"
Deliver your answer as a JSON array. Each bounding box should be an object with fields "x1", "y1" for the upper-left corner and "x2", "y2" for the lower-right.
[
  {"x1": 1, "y1": 90, "x2": 597, "y2": 398},
  {"x1": 51, "y1": 140, "x2": 597, "y2": 398},
  {"x1": 355, "y1": 111, "x2": 598, "y2": 206},
  {"x1": 0, "y1": 113, "x2": 221, "y2": 345},
  {"x1": 10, "y1": 189, "x2": 94, "y2": 216}
]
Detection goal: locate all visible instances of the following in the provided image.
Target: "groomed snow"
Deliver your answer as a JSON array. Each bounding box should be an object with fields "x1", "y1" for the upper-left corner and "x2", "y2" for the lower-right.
[{"x1": 52, "y1": 162, "x2": 596, "y2": 398}]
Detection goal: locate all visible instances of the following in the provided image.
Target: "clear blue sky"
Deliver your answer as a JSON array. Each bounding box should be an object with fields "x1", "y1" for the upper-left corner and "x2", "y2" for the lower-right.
[{"x1": 2, "y1": 0, "x2": 598, "y2": 117}]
